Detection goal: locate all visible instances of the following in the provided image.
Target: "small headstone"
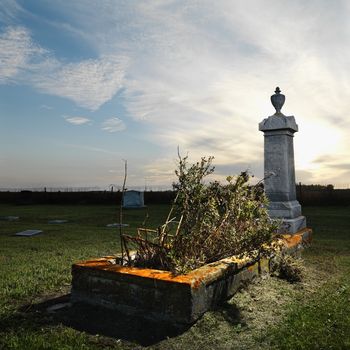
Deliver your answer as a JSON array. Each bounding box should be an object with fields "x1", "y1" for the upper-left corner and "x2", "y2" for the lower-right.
[
  {"x1": 122, "y1": 190, "x2": 145, "y2": 208},
  {"x1": 48, "y1": 220, "x2": 68, "y2": 224},
  {"x1": 106, "y1": 223, "x2": 129, "y2": 228},
  {"x1": 14, "y1": 229, "x2": 42, "y2": 237},
  {"x1": 0, "y1": 216, "x2": 19, "y2": 221}
]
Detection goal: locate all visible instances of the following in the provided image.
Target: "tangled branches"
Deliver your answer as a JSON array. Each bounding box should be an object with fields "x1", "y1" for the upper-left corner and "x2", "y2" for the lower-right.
[{"x1": 122, "y1": 155, "x2": 279, "y2": 274}]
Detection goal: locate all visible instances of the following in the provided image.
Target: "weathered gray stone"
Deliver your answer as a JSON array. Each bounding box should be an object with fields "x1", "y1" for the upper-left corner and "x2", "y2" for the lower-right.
[
  {"x1": 106, "y1": 223, "x2": 129, "y2": 228},
  {"x1": 14, "y1": 229, "x2": 42, "y2": 236},
  {"x1": 70, "y1": 257, "x2": 257, "y2": 324},
  {"x1": 123, "y1": 190, "x2": 145, "y2": 208},
  {"x1": 259, "y1": 88, "x2": 306, "y2": 234},
  {"x1": 48, "y1": 220, "x2": 67, "y2": 224},
  {"x1": 268, "y1": 200, "x2": 301, "y2": 218},
  {"x1": 70, "y1": 229, "x2": 312, "y2": 324},
  {"x1": 259, "y1": 114, "x2": 298, "y2": 133},
  {"x1": 279, "y1": 216, "x2": 307, "y2": 234},
  {"x1": 0, "y1": 216, "x2": 19, "y2": 221}
]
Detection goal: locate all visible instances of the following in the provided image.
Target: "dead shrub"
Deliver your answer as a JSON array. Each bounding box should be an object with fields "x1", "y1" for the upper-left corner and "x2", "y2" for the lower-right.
[{"x1": 122, "y1": 155, "x2": 279, "y2": 274}]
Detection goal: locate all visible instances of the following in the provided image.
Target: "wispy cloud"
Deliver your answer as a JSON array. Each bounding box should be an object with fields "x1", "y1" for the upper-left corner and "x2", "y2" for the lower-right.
[
  {"x1": 101, "y1": 117, "x2": 126, "y2": 132},
  {"x1": 64, "y1": 143, "x2": 121, "y2": 156},
  {"x1": 0, "y1": 0, "x2": 23, "y2": 24},
  {"x1": 3, "y1": 1, "x2": 350, "y2": 186},
  {"x1": 39, "y1": 104, "x2": 53, "y2": 110},
  {"x1": 0, "y1": 26, "x2": 129, "y2": 111},
  {"x1": 45, "y1": 0, "x2": 350, "y2": 184},
  {"x1": 63, "y1": 116, "x2": 91, "y2": 125},
  {"x1": 0, "y1": 26, "x2": 46, "y2": 83},
  {"x1": 114, "y1": 1, "x2": 349, "y2": 183},
  {"x1": 33, "y1": 55, "x2": 129, "y2": 111}
]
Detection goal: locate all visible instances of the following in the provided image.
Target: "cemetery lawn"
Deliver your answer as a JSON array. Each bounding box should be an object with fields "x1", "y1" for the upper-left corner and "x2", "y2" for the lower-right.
[{"x1": 0, "y1": 204, "x2": 349, "y2": 349}]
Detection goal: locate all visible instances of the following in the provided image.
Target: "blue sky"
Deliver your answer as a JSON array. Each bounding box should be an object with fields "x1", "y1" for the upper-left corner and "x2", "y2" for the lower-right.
[{"x1": 1, "y1": 1, "x2": 349, "y2": 189}]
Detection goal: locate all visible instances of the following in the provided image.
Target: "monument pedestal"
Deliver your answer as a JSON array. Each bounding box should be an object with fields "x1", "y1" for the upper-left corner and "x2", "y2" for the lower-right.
[
  {"x1": 280, "y1": 216, "x2": 306, "y2": 234},
  {"x1": 268, "y1": 200, "x2": 302, "y2": 218},
  {"x1": 259, "y1": 88, "x2": 306, "y2": 234}
]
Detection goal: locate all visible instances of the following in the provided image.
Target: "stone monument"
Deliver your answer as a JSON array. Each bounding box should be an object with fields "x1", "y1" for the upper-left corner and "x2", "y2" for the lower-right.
[
  {"x1": 259, "y1": 87, "x2": 306, "y2": 234},
  {"x1": 122, "y1": 190, "x2": 145, "y2": 208}
]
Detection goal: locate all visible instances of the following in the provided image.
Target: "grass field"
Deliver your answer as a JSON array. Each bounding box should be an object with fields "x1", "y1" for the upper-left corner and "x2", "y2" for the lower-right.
[{"x1": 0, "y1": 204, "x2": 349, "y2": 349}]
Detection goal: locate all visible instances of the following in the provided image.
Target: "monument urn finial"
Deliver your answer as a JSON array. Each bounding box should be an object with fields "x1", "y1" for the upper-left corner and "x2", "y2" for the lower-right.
[{"x1": 271, "y1": 86, "x2": 285, "y2": 115}]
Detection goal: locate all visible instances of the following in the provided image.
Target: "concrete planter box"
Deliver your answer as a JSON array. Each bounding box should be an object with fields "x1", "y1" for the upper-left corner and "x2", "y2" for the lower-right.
[{"x1": 71, "y1": 228, "x2": 312, "y2": 324}]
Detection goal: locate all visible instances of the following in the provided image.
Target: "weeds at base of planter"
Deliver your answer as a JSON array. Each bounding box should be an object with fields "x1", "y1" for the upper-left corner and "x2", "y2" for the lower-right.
[{"x1": 270, "y1": 252, "x2": 305, "y2": 283}]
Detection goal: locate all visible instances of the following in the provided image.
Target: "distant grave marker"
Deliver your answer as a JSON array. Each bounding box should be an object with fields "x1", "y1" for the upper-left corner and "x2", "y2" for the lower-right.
[
  {"x1": 0, "y1": 216, "x2": 19, "y2": 221},
  {"x1": 106, "y1": 223, "x2": 129, "y2": 228},
  {"x1": 48, "y1": 220, "x2": 68, "y2": 224},
  {"x1": 14, "y1": 229, "x2": 42, "y2": 237},
  {"x1": 122, "y1": 190, "x2": 145, "y2": 208}
]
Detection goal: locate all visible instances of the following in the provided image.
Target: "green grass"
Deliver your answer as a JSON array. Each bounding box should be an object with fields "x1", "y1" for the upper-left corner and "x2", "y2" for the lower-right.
[
  {"x1": 262, "y1": 206, "x2": 350, "y2": 350},
  {"x1": 0, "y1": 205, "x2": 169, "y2": 319},
  {"x1": 0, "y1": 204, "x2": 350, "y2": 349}
]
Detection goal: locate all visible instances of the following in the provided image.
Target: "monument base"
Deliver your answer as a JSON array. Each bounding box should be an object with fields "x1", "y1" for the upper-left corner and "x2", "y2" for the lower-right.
[
  {"x1": 268, "y1": 200, "x2": 302, "y2": 218},
  {"x1": 278, "y1": 216, "x2": 306, "y2": 234}
]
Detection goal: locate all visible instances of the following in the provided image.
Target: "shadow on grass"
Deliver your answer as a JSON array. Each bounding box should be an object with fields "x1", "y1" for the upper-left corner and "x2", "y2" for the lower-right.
[
  {"x1": 2, "y1": 294, "x2": 244, "y2": 347},
  {"x1": 59, "y1": 302, "x2": 192, "y2": 346},
  {"x1": 7, "y1": 294, "x2": 188, "y2": 346},
  {"x1": 214, "y1": 302, "x2": 245, "y2": 325}
]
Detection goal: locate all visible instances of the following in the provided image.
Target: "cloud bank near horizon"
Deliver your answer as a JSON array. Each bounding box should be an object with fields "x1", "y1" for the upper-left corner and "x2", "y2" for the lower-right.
[{"x1": 1, "y1": 1, "x2": 350, "y2": 187}]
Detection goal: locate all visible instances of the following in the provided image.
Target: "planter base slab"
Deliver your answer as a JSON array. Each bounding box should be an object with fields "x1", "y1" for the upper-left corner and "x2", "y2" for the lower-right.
[{"x1": 71, "y1": 228, "x2": 312, "y2": 324}]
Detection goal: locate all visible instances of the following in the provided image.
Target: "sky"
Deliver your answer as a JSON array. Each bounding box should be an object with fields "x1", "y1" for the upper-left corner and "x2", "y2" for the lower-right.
[{"x1": 1, "y1": 0, "x2": 349, "y2": 190}]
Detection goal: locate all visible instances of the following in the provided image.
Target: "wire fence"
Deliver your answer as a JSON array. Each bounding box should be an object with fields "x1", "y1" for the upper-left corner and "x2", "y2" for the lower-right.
[
  {"x1": 1, "y1": 182, "x2": 350, "y2": 193},
  {"x1": 0, "y1": 185, "x2": 174, "y2": 192}
]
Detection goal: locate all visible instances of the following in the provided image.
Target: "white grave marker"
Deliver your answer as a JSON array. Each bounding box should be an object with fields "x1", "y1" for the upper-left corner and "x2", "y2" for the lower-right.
[
  {"x1": 122, "y1": 190, "x2": 145, "y2": 208},
  {"x1": 48, "y1": 220, "x2": 68, "y2": 224},
  {"x1": 15, "y1": 230, "x2": 42, "y2": 236}
]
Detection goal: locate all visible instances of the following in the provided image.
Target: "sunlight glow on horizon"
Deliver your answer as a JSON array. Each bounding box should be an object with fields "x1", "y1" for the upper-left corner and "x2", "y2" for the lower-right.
[{"x1": 295, "y1": 120, "x2": 342, "y2": 172}]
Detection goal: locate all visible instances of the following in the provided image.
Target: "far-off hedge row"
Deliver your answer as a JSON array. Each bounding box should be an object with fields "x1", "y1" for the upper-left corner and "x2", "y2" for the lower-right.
[{"x1": 0, "y1": 186, "x2": 349, "y2": 206}]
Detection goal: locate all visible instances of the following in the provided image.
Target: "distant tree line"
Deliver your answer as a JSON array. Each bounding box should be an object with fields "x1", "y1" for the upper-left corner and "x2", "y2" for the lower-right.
[
  {"x1": 0, "y1": 190, "x2": 176, "y2": 205},
  {"x1": 297, "y1": 183, "x2": 334, "y2": 191},
  {"x1": 296, "y1": 183, "x2": 350, "y2": 206},
  {"x1": 0, "y1": 184, "x2": 349, "y2": 206}
]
